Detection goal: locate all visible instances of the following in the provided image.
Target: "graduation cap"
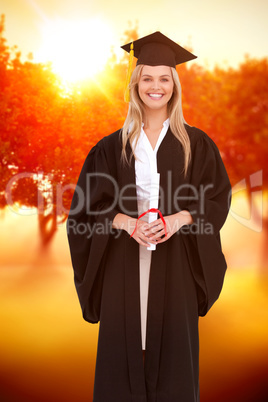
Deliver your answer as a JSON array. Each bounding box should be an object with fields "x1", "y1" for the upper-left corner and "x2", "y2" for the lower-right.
[{"x1": 121, "y1": 31, "x2": 197, "y2": 102}]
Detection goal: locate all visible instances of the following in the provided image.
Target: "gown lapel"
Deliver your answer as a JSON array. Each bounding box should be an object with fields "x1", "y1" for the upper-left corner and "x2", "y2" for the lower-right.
[
  {"x1": 122, "y1": 140, "x2": 147, "y2": 400},
  {"x1": 144, "y1": 128, "x2": 175, "y2": 400},
  {"x1": 121, "y1": 129, "x2": 181, "y2": 401}
]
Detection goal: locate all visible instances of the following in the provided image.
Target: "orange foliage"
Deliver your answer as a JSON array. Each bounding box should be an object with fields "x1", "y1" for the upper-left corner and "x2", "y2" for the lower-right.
[{"x1": 0, "y1": 15, "x2": 267, "y2": 243}]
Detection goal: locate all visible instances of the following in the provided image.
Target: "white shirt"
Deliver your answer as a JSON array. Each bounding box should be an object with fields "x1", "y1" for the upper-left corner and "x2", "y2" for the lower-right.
[{"x1": 134, "y1": 118, "x2": 170, "y2": 250}]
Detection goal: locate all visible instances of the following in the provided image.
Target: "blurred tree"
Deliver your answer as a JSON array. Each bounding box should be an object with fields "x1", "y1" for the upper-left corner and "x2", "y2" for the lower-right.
[
  {"x1": 180, "y1": 58, "x2": 268, "y2": 270},
  {"x1": 224, "y1": 58, "x2": 268, "y2": 270},
  {"x1": 0, "y1": 15, "x2": 127, "y2": 246}
]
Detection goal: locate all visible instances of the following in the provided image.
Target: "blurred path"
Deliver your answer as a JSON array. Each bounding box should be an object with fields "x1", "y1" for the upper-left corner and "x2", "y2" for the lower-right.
[{"x1": 0, "y1": 199, "x2": 267, "y2": 401}]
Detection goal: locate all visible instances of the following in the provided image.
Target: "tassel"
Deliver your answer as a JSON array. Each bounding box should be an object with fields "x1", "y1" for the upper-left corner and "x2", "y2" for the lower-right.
[{"x1": 124, "y1": 42, "x2": 134, "y2": 103}]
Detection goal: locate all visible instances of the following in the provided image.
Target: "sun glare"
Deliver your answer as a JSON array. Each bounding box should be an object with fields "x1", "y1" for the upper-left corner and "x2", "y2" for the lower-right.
[{"x1": 36, "y1": 18, "x2": 113, "y2": 83}]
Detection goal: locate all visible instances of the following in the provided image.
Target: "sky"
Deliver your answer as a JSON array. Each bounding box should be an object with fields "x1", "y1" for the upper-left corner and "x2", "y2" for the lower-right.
[{"x1": 1, "y1": 0, "x2": 267, "y2": 70}]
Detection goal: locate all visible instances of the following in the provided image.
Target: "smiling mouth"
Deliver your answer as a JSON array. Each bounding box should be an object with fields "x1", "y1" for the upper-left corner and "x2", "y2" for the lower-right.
[{"x1": 147, "y1": 93, "x2": 164, "y2": 99}]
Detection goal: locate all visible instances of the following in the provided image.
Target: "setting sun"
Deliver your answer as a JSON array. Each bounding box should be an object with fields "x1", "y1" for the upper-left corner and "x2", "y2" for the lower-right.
[{"x1": 36, "y1": 18, "x2": 114, "y2": 83}]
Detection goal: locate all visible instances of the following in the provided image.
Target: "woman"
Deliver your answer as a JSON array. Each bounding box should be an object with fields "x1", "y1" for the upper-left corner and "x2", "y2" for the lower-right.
[{"x1": 67, "y1": 31, "x2": 231, "y2": 402}]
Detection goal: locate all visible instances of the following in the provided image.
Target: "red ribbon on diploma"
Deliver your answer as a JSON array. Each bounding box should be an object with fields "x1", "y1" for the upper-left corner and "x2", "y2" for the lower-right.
[{"x1": 130, "y1": 208, "x2": 167, "y2": 238}]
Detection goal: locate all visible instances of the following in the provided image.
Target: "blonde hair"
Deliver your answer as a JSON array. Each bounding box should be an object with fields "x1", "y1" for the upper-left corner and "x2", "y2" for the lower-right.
[{"x1": 121, "y1": 65, "x2": 191, "y2": 176}]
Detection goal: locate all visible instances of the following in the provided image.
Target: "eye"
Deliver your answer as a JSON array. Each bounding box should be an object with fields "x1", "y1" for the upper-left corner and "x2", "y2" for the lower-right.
[
  {"x1": 161, "y1": 78, "x2": 169, "y2": 82},
  {"x1": 143, "y1": 78, "x2": 151, "y2": 82}
]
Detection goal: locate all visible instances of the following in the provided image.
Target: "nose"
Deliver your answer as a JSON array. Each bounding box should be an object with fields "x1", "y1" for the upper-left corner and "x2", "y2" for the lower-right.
[{"x1": 151, "y1": 79, "x2": 160, "y2": 90}]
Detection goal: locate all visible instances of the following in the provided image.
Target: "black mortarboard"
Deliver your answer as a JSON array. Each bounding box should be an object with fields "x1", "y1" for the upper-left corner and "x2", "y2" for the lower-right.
[
  {"x1": 121, "y1": 31, "x2": 197, "y2": 102},
  {"x1": 121, "y1": 31, "x2": 197, "y2": 68}
]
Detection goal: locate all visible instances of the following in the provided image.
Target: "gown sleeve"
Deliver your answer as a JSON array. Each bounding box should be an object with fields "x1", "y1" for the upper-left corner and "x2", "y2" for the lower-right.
[
  {"x1": 66, "y1": 140, "x2": 119, "y2": 323},
  {"x1": 182, "y1": 130, "x2": 232, "y2": 316}
]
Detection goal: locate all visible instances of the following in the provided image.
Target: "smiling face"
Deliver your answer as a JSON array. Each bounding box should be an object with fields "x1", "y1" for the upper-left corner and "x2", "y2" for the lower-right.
[{"x1": 138, "y1": 65, "x2": 174, "y2": 113}]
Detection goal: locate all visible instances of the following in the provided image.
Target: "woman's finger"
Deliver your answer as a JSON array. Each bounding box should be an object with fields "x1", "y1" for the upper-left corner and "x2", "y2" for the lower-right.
[
  {"x1": 137, "y1": 236, "x2": 157, "y2": 246},
  {"x1": 131, "y1": 231, "x2": 148, "y2": 246},
  {"x1": 145, "y1": 223, "x2": 163, "y2": 235},
  {"x1": 140, "y1": 232, "x2": 158, "y2": 244},
  {"x1": 147, "y1": 218, "x2": 162, "y2": 230},
  {"x1": 156, "y1": 232, "x2": 172, "y2": 243},
  {"x1": 149, "y1": 228, "x2": 166, "y2": 241},
  {"x1": 132, "y1": 229, "x2": 157, "y2": 246}
]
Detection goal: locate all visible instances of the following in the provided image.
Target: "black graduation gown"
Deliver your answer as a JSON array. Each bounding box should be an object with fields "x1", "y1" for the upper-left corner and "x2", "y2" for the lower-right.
[{"x1": 66, "y1": 125, "x2": 232, "y2": 402}]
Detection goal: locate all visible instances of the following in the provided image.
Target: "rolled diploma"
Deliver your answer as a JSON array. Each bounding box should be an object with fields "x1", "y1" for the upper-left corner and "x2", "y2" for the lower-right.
[{"x1": 147, "y1": 172, "x2": 160, "y2": 251}]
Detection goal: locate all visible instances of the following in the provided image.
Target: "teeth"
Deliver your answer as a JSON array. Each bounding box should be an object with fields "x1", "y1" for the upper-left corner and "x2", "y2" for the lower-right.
[{"x1": 149, "y1": 94, "x2": 163, "y2": 98}]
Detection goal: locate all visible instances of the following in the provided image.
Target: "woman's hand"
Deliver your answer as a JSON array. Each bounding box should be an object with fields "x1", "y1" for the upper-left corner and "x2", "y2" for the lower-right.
[
  {"x1": 112, "y1": 211, "x2": 193, "y2": 246},
  {"x1": 112, "y1": 213, "x2": 158, "y2": 247},
  {"x1": 144, "y1": 210, "x2": 193, "y2": 244},
  {"x1": 128, "y1": 218, "x2": 158, "y2": 247}
]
